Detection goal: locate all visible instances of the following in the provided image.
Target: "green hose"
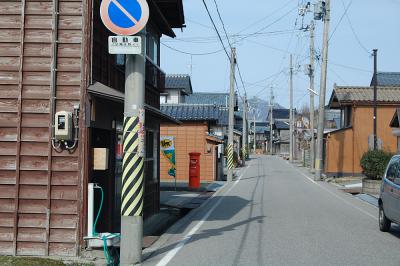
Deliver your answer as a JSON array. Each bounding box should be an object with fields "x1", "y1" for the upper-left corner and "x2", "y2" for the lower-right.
[
  {"x1": 93, "y1": 185, "x2": 104, "y2": 237},
  {"x1": 93, "y1": 185, "x2": 121, "y2": 265}
]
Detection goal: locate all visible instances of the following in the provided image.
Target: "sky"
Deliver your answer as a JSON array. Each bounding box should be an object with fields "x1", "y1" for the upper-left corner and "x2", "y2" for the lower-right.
[{"x1": 160, "y1": 0, "x2": 400, "y2": 110}]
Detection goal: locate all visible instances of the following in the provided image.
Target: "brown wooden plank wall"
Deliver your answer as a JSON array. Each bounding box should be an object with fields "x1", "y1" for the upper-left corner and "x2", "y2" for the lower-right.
[{"x1": 0, "y1": 0, "x2": 84, "y2": 256}]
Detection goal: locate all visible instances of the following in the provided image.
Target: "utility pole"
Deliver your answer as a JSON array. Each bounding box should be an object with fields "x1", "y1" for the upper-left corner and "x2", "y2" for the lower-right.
[
  {"x1": 120, "y1": 31, "x2": 146, "y2": 264},
  {"x1": 309, "y1": 21, "x2": 316, "y2": 170},
  {"x1": 242, "y1": 94, "x2": 247, "y2": 166},
  {"x1": 227, "y1": 48, "x2": 236, "y2": 182},
  {"x1": 315, "y1": 0, "x2": 330, "y2": 180},
  {"x1": 253, "y1": 110, "x2": 256, "y2": 153},
  {"x1": 373, "y1": 49, "x2": 378, "y2": 150},
  {"x1": 270, "y1": 88, "x2": 274, "y2": 155},
  {"x1": 289, "y1": 54, "x2": 294, "y2": 162}
]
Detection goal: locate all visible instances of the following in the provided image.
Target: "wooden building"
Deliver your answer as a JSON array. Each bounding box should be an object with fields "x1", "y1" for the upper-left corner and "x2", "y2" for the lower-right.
[
  {"x1": 0, "y1": 0, "x2": 184, "y2": 257},
  {"x1": 160, "y1": 104, "x2": 224, "y2": 183},
  {"x1": 325, "y1": 85, "x2": 400, "y2": 177}
]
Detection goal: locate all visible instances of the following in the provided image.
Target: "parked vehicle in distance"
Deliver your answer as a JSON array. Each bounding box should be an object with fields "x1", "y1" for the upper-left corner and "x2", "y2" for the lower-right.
[{"x1": 379, "y1": 155, "x2": 400, "y2": 232}]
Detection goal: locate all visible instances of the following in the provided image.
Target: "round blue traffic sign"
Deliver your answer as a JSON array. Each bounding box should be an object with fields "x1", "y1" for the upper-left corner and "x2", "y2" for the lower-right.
[{"x1": 100, "y1": 0, "x2": 149, "y2": 36}]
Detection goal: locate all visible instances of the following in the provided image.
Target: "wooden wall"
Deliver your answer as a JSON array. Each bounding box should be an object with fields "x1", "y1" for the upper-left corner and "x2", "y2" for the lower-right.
[
  {"x1": 160, "y1": 122, "x2": 217, "y2": 183},
  {"x1": 0, "y1": 0, "x2": 86, "y2": 256},
  {"x1": 325, "y1": 105, "x2": 398, "y2": 177}
]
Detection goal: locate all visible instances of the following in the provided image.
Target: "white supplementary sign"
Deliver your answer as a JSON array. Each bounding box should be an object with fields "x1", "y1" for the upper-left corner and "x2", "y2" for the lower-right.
[{"x1": 108, "y1": 36, "x2": 142, "y2": 54}]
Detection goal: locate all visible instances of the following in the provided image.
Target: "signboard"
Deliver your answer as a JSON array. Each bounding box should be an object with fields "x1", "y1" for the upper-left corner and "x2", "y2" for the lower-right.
[
  {"x1": 160, "y1": 136, "x2": 176, "y2": 178},
  {"x1": 108, "y1": 36, "x2": 142, "y2": 54},
  {"x1": 100, "y1": 0, "x2": 149, "y2": 36}
]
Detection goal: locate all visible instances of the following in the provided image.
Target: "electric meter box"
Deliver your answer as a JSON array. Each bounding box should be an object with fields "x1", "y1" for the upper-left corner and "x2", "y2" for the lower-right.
[{"x1": 55, "y1": 111, "x2": 73, "y2": 141}]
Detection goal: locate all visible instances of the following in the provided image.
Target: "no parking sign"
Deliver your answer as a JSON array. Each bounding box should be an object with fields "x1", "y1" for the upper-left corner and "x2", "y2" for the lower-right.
[{"x1": 100, "y1": 0, "x2": 149, "y2": 53}]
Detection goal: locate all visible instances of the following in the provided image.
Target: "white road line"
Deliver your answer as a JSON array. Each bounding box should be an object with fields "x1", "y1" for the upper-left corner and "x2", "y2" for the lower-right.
[
  {"x1": 286, "y1": 161, "x2": 378, "y2": 221},
  {"x1": 155, "y1": 162, "x2": 251, "y2": 266}
]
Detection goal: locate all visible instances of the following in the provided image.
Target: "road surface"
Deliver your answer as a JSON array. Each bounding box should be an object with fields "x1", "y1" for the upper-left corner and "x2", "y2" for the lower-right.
[{"x1": 144, "y1": 155, "x2": 400, "y2": 266}]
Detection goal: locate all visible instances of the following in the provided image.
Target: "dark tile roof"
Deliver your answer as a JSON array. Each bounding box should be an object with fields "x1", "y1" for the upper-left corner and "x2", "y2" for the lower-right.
[
  {"x1": 255, "y1": 126, "x2": 269, "y2": 134},
  {"x1": 371, "y1": 72, "x2": 400, "y2": 87},
  {"x1": 160, "y1": 104, "x2": 228, "y2": 126},
  {"x1": 185, "y1": 92, "x2": 230, "y2": 106},
  {"x1": 272, "y1": 109, "x2": 290, "y2": 119},
  {"x1": 165, "y1": 74, "x2": 192, "y2": 95},
  {"x1": 275, "y1": 121, "x2": 290, "y2": 130}
]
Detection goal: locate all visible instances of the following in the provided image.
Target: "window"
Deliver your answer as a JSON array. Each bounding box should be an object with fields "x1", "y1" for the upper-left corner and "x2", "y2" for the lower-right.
[
  {"x1": 386, "y1": 158, "x2": 399, "y2": 182},
  {"x1": 343, "y1": 106, "x2": 352, "y2": 127},
  {"x1": 160, "y1": 95, "x2": 167, "y2": 104},
  {"x1": 147, "y1": 32, "x2": 159, "y2": 64},
  {"x1": 145, "y1": 130, "x2": 158, "y2": 181}
]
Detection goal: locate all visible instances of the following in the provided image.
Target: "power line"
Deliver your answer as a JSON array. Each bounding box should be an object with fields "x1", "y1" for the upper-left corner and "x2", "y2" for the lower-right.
[
  {"x1": 236, "y1": 0, "x2": 295, "y2": 34},
  {"x1": 186, "y1": 18, "x2": 213, "y2": 30},
  {"x1": 340, "y1": 0, "x2": 371, "y2": 55},
  {"x1": 235, "y1": 6, "x2": 299, "y2": 44},
  {"x1": 201, "y1": 0, "x2": 230, "y2": 60},
  {"x1": 161, "y1": 42, "x2": 224, "y2": 56},
  {"x1": 162, "y1": 29, "x2": 301, "y2": 44},
  {"x1": 211, "y1": 0, "x2": 248, "y2": 96},
  {"x1": 212, "y1": 0, "x2": 233, "y2": 50},
  {"x1": 329, "y1": 0, "x2": 352, "y2": 41}
]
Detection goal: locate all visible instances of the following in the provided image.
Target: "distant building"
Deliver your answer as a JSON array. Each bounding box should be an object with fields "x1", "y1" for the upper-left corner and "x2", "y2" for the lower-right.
[
  {"x1": 160, "y1": 104, "x2": 224, "y2": 182},
  {"x1": 161, "y1": 74, "x2": 193, "y2": 104},
  {"x1": 267, "y1": 108, "x2": 294, "y2": 155}
]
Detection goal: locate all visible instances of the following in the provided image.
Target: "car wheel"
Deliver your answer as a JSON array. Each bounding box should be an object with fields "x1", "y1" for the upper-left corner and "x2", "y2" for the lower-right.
[{"x1": 379, "y1": 205, "x2": 391, "y2": 232}]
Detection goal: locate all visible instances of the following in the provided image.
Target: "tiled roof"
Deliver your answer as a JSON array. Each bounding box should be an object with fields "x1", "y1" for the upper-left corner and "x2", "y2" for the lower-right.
[
  {"x1": 272, "y1": 109, "x2": 290, "y2": 119},
  {"x1": 185, "y1": 92, "x2": 230, "y2": 106},
  {"x1": 331, "y1": 86, "x2": 400, "y2": 104},
  {"x1": 275, "y1": 121, "x2": 290, "y2": 130},
  {"x1": 160, "y1": 104, "x2": 228, "y2": 125},
  {"x1": 165, "y1": 74, "x2": 192, "y2": 95},
  {"x1": 371, "y1": 72, "x2": 400, "y2": 87}
]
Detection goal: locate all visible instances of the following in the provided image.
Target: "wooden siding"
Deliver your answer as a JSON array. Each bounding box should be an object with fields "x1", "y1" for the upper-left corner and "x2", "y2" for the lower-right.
[
  {"x1": 160, "y1": 122, "x2": 218, "y2": 182},
  {"x1": 0, "y1": 0, "x2": 84, "y2": 256}
]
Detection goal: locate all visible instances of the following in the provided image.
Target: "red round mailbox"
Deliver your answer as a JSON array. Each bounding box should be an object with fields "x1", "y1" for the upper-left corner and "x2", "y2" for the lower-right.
[{"x1": 189, "y1": 152, "x2": 201, "y2": 189}]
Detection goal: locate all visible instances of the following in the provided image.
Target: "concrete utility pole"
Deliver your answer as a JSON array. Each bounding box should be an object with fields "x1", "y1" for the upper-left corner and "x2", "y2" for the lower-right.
[
  {"x1": 120, "y1": 31, "x2": 146, "y2": 264},
  {"x1": 253, "y1": 111, "x2": 256, "y2": 153},
  {"x1": 270, "y1": 88, "x2": 274, "y2": 155},
  {"x1": 242, "y1": 94, "x2": 247, "y2": 166},
  {"x1": 373, "y1": 49, "x2": 378, "y2": 150},
  {"x1": 309, "y1": 21, "x2": 316, "y2": 170},
  {"x1": 315, "y1": 0, "x2": 330, "y2": 180},
  {"x1": 289, "y1": 54, "x2": 294, "y2": 162},
  {"x1": 227, "y1": 48, "x2": 236, "y2": 182}
]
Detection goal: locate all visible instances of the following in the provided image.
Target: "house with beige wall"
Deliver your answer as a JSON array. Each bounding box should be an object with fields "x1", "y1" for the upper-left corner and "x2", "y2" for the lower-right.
[
  {"x1": 325, "y1": 83, "x2": 400, "y2": 177},
  {"x1": 160, "y1": 104, "x2": 224, "y2": 183}
]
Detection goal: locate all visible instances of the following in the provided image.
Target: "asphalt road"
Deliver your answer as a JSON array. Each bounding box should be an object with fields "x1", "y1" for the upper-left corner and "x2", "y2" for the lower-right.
[{"x1": 144, "y1": 155, "x2": 400, "y2": 266}]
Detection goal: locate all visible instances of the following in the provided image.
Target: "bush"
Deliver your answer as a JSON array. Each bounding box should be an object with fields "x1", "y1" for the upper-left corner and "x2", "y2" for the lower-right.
[{"x1": 360, "y1": 150, "x2": 393, "y2": 180}]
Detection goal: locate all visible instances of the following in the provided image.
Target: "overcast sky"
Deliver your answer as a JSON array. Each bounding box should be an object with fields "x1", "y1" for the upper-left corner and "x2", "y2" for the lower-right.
[{"x1": 160, "y1": 0, "x2": 400, "y2": 109}]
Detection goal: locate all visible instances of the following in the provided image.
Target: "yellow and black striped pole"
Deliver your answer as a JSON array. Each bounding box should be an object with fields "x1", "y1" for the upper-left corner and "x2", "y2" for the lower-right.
[
  {"x1": 122, "y1": 116, "x2": 144, "y2": 217},
  {"x1": 227, "y1": 143, "x2": 234, "y2": 170},
  {"x1": 120, "y1": 31, "x2": 147, "y2": 264}
]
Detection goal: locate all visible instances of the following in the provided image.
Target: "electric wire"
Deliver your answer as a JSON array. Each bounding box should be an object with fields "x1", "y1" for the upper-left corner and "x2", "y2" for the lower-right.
[
  {"x1": 211, "y1": 0, "x2": 248, "y2": 96},
  {"x1": 329, "y1": 0, "x2": 352, "y2": 42},
  {"x1": 340, "y1": 0, "x2": 371, "y2": 55},
  {"x1": 161, "y1": 42, "x2": 224, "y2": 56},
  {"x1": 201, "y1": 0, "x2": 230, "y2": 60},
  {"x1": 235, "y1": 6, "x2": 299, "y2": 44},
  {"x1": 236, "y1": 0, "x2": 294, "y2": 34}
]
